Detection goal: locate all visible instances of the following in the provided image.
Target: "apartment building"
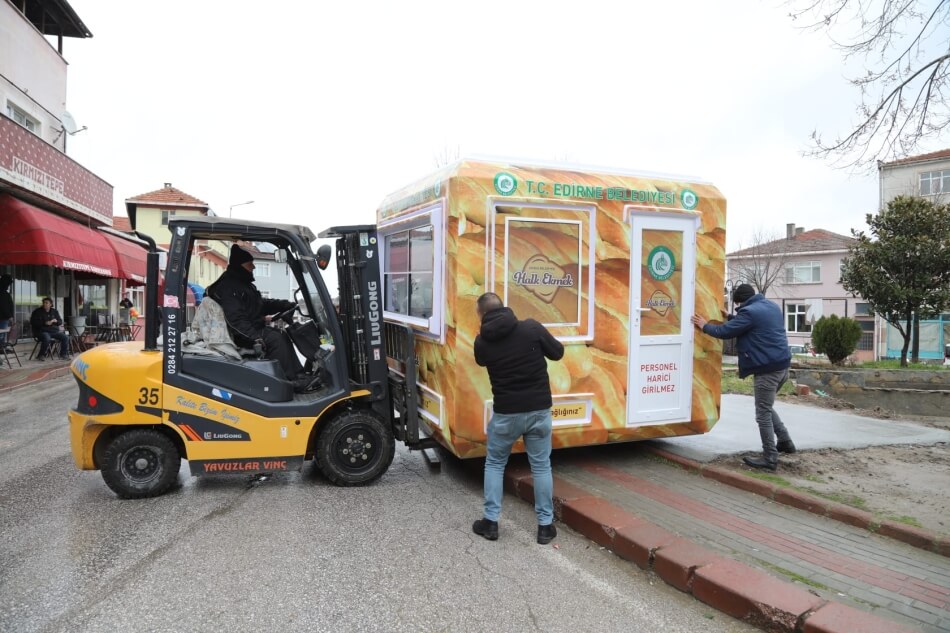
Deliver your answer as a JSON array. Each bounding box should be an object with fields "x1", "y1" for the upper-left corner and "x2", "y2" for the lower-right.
[{"x1": 0, "y1": 0, "x2": 147, "y2": 338}]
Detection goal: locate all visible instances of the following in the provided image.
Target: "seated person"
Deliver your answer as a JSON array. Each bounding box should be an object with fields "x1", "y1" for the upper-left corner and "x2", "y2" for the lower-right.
[
  {"x1": 30, "y1": 297, "x2": 69, "y2": 360},
  {"x1": 207, "y1": 245, "x2": 306, "y2": 389}
]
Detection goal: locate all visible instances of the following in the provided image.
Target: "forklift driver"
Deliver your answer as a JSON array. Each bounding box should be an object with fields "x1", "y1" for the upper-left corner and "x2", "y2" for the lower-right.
[{"x1": 207, "y1": 244, "x2": 308, "y2": 391}]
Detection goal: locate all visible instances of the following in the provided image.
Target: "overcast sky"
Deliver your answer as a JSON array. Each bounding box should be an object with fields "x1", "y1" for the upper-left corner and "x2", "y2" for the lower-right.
[{"x1": 59, "y1": 0, "x2": 944, "y2": 251}]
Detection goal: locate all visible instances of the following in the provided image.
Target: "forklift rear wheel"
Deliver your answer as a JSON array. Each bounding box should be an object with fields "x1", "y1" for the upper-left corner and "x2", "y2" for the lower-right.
[
  {"x1": 101, "y1": 429, "x2": 180, "y2": 499},
  {"x1": 316, "y1": 411, "x2": 395, "y2": 486}
]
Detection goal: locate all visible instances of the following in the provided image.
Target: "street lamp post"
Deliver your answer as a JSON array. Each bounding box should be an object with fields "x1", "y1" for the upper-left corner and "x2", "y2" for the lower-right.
[
  {"x1": 229, "y1": 200, "x2": 255, "y2": 217},
  {"x1": 724, "y1": 279, "x2": 736, "y2": 316}
]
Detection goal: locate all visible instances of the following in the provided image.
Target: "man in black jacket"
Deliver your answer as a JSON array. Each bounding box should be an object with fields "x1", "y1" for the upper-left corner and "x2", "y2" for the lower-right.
[
  {"x1": 0, "y1": 274, "x2": 14, "y2": 357},
  {"x1": 207, "y1": 245, "x2": 304, "y2": 387},
  {"x1": 30, "y1": 297, "x2": 69, "y2": 360},
  {"x1": 471, "y1": 292, "x2": 564, "y2": 544}
]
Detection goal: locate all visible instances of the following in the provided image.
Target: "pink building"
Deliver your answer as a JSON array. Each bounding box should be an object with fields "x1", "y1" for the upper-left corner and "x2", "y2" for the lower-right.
[{"x1": 726, "y1": 225, "x2": 875, "y2": 361}]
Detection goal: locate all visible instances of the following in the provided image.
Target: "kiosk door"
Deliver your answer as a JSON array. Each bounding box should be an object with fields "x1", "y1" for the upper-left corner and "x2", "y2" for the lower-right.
[{"x1": 627, "y1": 212, "x2": 697, "y2": 426}]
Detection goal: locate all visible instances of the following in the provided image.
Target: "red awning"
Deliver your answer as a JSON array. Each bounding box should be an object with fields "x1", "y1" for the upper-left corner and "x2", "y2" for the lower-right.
[
  {"x1": 0, "y1": 194, "x2": 117, "y2": 278},
  {"x1": 102, "y1": 231, "x2": 148, "y2": 286}
]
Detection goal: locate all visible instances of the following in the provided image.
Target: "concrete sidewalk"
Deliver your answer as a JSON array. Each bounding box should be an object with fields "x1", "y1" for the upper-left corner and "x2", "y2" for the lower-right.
[
  {"x1": 652, "y1": 394, "x2": 950, "y2": 462},
  {"x1": 0, "y1": 356, "x2": 72, "y2": 392},
  {"x1": 500, "y1": 398, "x2": 950, "y2": 632}
]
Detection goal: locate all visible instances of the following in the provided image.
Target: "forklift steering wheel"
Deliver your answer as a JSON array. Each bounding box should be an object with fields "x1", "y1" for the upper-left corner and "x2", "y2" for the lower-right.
[{"x1": 276, "y1": 304, "x2": 298, "y2": 324}]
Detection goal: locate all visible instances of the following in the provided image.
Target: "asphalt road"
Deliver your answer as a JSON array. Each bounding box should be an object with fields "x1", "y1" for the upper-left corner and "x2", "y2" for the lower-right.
[{"x1": 0, "y1": 378, "x2": 754, "y2": 633}]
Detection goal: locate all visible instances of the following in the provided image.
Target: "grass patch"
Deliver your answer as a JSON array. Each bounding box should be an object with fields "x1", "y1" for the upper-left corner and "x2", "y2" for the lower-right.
[
  {"x1": 721, "y1": 372, "x2": 796, "y2": 396},
  {"x1": 647, "y1": 453, "x2": 685, "y2": 471},
  {"x1": 801, "y1": 487, "x2": 868, "y2": 509},
  {"x1": 859, "y1": 360, "x2": 949, "y2": 370},
  {"x1": 803, "y1": 474, "x2": 826, "y2": 483},
  {"x1": 745, "y1": 472, "x2": 792, "y2": 487},
  {"x1": 879, "y1": 514, "x2": 923, "y2": 528},
  {"x1": 758, "y1": 562, "x2": 830, "y2": 591}
]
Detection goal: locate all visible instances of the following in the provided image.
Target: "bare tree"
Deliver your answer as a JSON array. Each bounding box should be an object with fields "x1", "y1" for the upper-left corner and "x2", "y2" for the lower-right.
[
  {"x1": 787, "y1": 0, "x2": 950, "y2": 170},
  {"x1": 727, "y1": 229, "x2": 795, "y2": 298}
]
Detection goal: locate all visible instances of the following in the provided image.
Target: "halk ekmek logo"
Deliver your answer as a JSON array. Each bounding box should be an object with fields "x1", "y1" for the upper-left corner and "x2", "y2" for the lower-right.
[{"x1": 493, "y1": 172, "x2": 517, "y2": 196}]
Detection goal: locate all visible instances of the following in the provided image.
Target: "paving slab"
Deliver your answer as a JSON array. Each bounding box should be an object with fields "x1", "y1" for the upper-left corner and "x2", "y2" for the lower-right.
[{"x1": 534, "y1": 449, "x2": 950, "y2": 632}]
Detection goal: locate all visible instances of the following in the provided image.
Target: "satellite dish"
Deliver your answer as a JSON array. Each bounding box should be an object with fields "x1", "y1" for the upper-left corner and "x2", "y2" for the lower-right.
[{"x1": 61, "y1": 111, "x2": 78, "y2": 134}]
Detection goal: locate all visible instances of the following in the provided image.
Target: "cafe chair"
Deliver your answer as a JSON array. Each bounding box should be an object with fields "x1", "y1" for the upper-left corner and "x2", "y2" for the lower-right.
[
  {"x1": 0, "y1": 325, "x2": 21, "y2": 368},
  {"x1": 30, "y1": 335, "x2": 57, "y2": 361}
]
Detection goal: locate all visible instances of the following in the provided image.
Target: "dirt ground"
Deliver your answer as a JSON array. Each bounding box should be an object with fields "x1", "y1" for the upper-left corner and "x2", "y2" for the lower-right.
[{"x1": 711, "y1": 393, "x2": 950, "y2": 537}]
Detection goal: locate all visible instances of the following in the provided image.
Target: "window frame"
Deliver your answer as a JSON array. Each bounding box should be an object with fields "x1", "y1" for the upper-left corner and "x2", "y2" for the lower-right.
[
  {"x1": 784, "y1": 260, "x2": 821, "y2": 284},
  {"x1": 378, "y1": 201, "x2": 445, "y2": 342},
  {"x1": 919, "y1": 169, "x2": 950, "y2": 197},
  {"x1": 6, "y1": 102, "x2": 38, "y2": 133},
  {"x1": 786, "y1": 303, "x2": 812, "y2": 333},
  {"x1": 256, "y1": 262, "x2": 271, "y2": 278}
]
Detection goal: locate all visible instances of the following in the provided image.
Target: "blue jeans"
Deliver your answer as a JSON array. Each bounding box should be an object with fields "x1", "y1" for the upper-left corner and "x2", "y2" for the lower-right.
[
  {"x1": 753, "y1": 369, "x2": 791, "y2": 460},
  {"x1": 484, "y1": 408, "x2": 554, "y2": 525}
]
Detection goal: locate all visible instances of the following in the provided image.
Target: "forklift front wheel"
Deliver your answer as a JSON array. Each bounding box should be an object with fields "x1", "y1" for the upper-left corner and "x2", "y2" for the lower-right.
[
  {"x1": 316, "y1": 411, "x2": 395, "y2": 486},
  {"x1": 101, "y1": 429, "x2": 181, "y2": 499}
]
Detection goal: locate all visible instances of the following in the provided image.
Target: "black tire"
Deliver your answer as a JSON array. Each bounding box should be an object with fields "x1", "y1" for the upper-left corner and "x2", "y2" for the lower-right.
[
  {"x1": 316, "y1": 410, "x2": 395, "y2": 486},
  {"x1": 101, "y1": 429, "x2": 180, "y2": 499}
]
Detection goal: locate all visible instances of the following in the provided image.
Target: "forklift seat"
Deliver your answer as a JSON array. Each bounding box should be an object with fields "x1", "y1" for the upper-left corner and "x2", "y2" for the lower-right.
[
  {"x1": 182, "y1": 297, "x2": 294, "y2": 402},
  {"x1": 188, "y1": 297, "x2": 250, "y2": 360}
]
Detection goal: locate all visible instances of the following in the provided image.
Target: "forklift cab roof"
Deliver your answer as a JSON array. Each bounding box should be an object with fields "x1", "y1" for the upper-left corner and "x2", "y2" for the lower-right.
[{"x1": 169, "y1": 216, "x2": 317, "y2": 244}]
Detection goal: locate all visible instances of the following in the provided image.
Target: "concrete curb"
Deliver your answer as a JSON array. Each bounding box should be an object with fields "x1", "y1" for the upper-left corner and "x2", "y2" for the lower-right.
[
  {"x1": 503, "y1": 467, "x2": 917, "y2": 633},
  {"x1": 645, "y1": 446, "x2": 949, "y2": 558}
]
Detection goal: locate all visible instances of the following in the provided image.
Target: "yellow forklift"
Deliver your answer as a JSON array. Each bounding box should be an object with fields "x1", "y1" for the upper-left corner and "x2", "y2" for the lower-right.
[{"x1": 67, "y1": 217, "x2": 428, "y2": 498}]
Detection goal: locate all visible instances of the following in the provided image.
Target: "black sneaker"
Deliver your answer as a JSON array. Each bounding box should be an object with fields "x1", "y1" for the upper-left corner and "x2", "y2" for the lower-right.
[
  {"x1": 777, "y1": 439, "x2": 796, "y2": 454},
  {"x1": 743, "y1": 455, "x2": 778, "y2": 471},
  {"x1": 36, "y1": 356, "x2": 46, "y2": 362},
  {"x1": 537, "y1": 523, "x2": 557, "y2": 545},
  {"x1": 59, "y1": 354, "x2": 70, "y2": 361},
  {"x1": 472, "y1": 518, "x2": 498, "y2": 541}
]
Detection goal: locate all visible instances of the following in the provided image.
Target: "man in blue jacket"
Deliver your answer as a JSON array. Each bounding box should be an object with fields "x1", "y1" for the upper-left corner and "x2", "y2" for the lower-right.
[
  {"x1": 691, "y1": 284, "x2": 795, "y2": 470},
  {"x1": 472, "y1": 292, "x2": 564, "y2": 544}
]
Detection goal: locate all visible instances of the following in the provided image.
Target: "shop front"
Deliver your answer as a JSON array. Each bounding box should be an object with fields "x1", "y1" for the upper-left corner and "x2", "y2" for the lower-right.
[{"x1": 0, "y1": 194, "x2": 146, "y2": 342}]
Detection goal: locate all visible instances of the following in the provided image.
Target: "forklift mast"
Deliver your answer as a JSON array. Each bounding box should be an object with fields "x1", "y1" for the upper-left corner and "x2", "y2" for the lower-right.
[
  {"x1": 320, "y1": 226, "x2": 390, "y2": 420},
  {"x1": 319, "y1": 225, "x2": 429, "y2": 449}
]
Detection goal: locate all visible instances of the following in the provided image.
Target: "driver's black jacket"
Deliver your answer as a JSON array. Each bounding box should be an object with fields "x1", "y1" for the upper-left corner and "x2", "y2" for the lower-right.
[{"x1": 206, "y1": 263, "x2": 294, "y2": 348}]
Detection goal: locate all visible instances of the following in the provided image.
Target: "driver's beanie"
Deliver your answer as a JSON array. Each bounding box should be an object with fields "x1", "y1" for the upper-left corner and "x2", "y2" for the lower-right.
[{"x1": 230, "y1": 245, "x2": 253, "y2": 266}]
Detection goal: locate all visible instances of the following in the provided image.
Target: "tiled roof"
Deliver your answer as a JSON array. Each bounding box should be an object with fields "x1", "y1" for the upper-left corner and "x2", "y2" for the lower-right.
[
  {"x1": 112, "y1": 216, "x2": 132, "y2": 231},
  {"x1": 125, "y1": 183, "x2": 208, "y2": 208},
  {"x1": 879, "y1": 148, "x2": 950, "y2": 167},
  {"x1": 728, "y1": 229, "x2": 855, "y2": 257}
]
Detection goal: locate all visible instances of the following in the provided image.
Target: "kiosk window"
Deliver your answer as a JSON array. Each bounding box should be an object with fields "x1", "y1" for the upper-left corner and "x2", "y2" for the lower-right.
[
  {"x1": 379, "y1": 202, "x2": 444, "y2": 339},
  {"x1": 384, "y1": 226, "x2": 433, "y2": 319}
]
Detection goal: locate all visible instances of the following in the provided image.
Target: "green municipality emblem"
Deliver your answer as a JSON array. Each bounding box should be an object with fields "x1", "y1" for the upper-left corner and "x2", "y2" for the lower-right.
[
  {"x1": 493, "y1": 172, "x2": 518, "y2": 196},
  {"x1": 680, "y1": 188, "x2": 698, "y2": 210},
  {"x1": 647, "y1": 245, "x2": 675, "y2": 281}
]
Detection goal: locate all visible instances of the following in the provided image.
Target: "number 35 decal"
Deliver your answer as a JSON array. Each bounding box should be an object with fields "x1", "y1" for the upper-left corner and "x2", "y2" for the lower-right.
[{"x1": 138, "y1": 387, "x2": 160, "y2": 405}]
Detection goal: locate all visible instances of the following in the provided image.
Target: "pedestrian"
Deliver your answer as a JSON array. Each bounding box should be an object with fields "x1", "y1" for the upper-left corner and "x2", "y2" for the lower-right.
[
  {"x1": 471, "y1": 292, "x2": 564, "y2": 544},
  {"x1": 119, "y1": 293, "x2": 133, "y2": 310},
  {"x1": 30, "y1": 297, "x2": 70, "y2": 360},
  {"x1": 690, "y1": 283, "x2": 795, "y2": 471},
  {"x1": 0, "y1": 274, "x2": 14, "y2": 350}
]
